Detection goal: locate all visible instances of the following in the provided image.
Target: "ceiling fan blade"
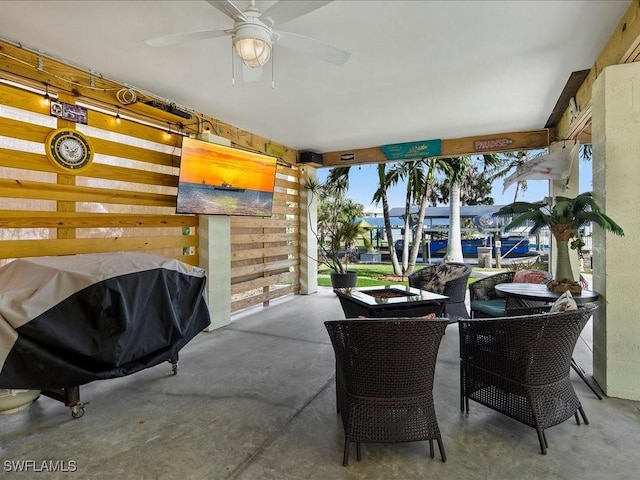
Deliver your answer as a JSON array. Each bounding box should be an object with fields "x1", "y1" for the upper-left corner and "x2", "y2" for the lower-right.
[
  {"x1": 145, "y1": 29, "x2": 231, "y2": 47},
  {"x1": 261, "y1": 0, "x2": 333, "y2": 26},
  {"x1": 275, "y1": 30, "x2": 351, "y2": 65},
  {"x1": 206, "y1": 0, "x2": 248, "y2": 22},
  {"x1": 242, "y1": 63, "x2": 263, "y2": 83}
]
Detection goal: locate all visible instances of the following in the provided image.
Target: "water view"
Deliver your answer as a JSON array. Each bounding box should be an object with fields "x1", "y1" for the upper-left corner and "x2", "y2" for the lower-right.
[{"x1": 176, "y1": 182, "x2": 274, "y2": 216}]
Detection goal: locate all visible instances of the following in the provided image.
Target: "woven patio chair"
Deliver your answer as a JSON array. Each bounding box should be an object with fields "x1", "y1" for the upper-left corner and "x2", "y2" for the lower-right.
[
  {"x1": 469, "y1": 269, "x2": 552, "y2": 318},
  {"x1": 504, "y1": 303, "x2": 604, "y2": 400},
  {"x1": 458, "y1": 305, "x2": 597, "y2": 454},
  {"x1": 408, "y1": 262, "x2": 473, "y2": 318},
  {"x1": 324, "y1": 318, "x2": 450, "y2": 466}
]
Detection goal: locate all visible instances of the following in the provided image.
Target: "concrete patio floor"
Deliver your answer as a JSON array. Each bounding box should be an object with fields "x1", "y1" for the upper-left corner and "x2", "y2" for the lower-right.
[{"x1": 1, "y1": 288, "x2": 639, "y2": 479}]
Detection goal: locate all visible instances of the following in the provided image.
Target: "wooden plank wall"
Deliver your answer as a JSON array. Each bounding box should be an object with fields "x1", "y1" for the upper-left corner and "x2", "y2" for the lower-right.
[
  {"x1": 230, "y1": 165, "x2": 300, "y2": 311},
  {"x1": 0, "y1": 69, "x2": 301, "y2": 311},
  {"x1": 0, "y1": 81, "x2": 197, "y2": 264}
]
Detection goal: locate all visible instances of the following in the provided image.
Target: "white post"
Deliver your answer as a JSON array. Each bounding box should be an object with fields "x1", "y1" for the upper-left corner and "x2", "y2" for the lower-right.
[
  {"x1": 549, "y1": 140, "x2": 579, "y2": 279},
  {"x1": 195, "y1": 132, "x2": 233, "y2": 330},
  {"x1": 591, "y1": 62, "x2": 640, "y2": 400},
  {"x1": 299, "y1": 167, "x2": 318, "y2": 294}
]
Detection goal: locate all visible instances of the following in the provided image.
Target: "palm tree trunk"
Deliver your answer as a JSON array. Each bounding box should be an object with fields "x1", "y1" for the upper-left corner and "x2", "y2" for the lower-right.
[
  {"x1": 444, "y1": 182, "x2": 463, "y2": 263},
  {"x1": 381, "y1": 190, "x2": 402, "y2": 275},
  {"x1": 554, "y1": 240, "x2": 575, "y2": 282}
]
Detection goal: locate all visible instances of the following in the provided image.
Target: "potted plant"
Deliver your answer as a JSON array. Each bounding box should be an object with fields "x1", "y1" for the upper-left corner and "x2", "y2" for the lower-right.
[
  {"x1": 304, "y1": 174, "x2": 369, "y2": 289},
  {"x1": 494, "y1": 192, "x2": 624, "y2": 288}
]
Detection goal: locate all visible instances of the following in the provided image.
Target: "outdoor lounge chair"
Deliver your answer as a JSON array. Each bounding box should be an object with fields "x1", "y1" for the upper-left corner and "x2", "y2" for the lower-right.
[
  {"x1": 468, "y1": 269, "x2": 552, "y2": 318},
  {"x1": 408, "y1": 262, "x2": 473, "y2": 318},
  {"x1": 324, "y1": 318, "x2": 450, "y2": 465},
  {"x1": 458, "y1": 305, "x2": 597, "y2": 454}
]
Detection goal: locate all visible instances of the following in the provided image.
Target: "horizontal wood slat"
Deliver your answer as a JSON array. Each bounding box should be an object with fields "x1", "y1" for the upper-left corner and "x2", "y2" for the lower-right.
[
  {"x1": 89, "y1": 136, "x2": 180, "y2": 168},
  {"x1": 0, "y1": 211, "x2": 197, "y2": 228},
  {"x1": 231, "y1": 232, "x2": 296, "y2": 244},
  {"x1": 0, "y1": 235, "x2": 197, "y2": 258},
  {"x1": 0, "y1": 178, "x2": 176, "y2": 206},
  {"x1": 0, "y1": 115, "x2": 51, "y2": 143},
  {"x1": 230, "y1": 271, "x2": 296, "y2": 295},
  {"x1": 231, "y1": 258, "x2": 296, "y2": 278},
  {"x1": 231, "y1": 284, "x2": 298, "y2": 312},
  {"x1": 230, "y1": 245, "x2": 297, "y2": 261},
  {"x1": 274, "y1": 176, "x2": 299, "y2": 191},
  {"x1": 273, "y1": 191, "x2": 299, "y2": 203},
  {"x1": 231, "y1": 217, "x2": 297, "y2": 229},
  {"x1": 0, "y1": 148, "x2": 178, "y2": 187}
]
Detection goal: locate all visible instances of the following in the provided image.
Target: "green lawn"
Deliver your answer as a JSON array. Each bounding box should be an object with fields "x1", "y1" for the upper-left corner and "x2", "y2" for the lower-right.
[
  {"x1": 317, "y1": 264, "x2": 407, "y2": 288},
  {"x1": 317, "y1": 263, "x2": 512, "y2": 288}
]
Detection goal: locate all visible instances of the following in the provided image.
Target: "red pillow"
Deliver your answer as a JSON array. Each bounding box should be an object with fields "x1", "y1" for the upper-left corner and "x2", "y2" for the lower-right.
[{"x1": 513, "y1": 269, "x2": 548, "y2": 284}]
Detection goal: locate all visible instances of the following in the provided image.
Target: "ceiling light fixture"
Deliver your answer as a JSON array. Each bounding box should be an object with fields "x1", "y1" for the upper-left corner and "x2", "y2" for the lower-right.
[{"x1": 232, "y1": 21, "x2": 273, "y2": 68}]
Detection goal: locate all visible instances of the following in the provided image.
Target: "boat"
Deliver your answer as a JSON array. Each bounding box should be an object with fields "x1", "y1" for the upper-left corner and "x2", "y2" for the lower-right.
[
  {"x1": 395, "y1": 236, "x2": 531, "y2": 258},
  {"x1": 211, "y1": 180, "x2": 245, "y2": 192}
]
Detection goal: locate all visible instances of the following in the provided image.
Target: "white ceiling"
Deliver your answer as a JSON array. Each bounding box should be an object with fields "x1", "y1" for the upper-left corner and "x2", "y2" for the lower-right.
[{"x1": 0, "y1": 1, "x2": 630, "y2": 153}]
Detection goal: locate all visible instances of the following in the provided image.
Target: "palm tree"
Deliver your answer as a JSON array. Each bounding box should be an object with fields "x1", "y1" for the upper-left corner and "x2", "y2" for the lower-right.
[
  {"x1": 494, "y1": 192, "x2": 624, "y2": 282},
  {"x1": 438, "y1": 154, "x2": 501, "y2": 262},
  {"x1": 303, "y1": 168, "x2": 368, "y2": 276},
  {"x1": 439, "y1": 157, "x2": 470, "y2": 262},
  {"x1": 372, "y1": 163, "x2": 402, "y2": 275},
  {"x1": 385, "y1": 159, "x2": 437, "y2": 276}
]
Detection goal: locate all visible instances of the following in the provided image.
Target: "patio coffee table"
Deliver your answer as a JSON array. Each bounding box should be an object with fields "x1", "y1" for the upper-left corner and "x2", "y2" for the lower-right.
[{"x1": 335, "y1": 285, "x2": 449, "y2": 319}]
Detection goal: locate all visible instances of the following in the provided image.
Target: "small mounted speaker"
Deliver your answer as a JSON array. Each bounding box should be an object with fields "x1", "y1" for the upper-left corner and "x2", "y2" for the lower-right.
[{"x1": 299, "y1": 151, "x2": 324, "y2": 165}]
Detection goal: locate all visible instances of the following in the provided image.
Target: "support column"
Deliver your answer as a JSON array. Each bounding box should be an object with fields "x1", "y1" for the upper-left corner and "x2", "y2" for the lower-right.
[
  {"x1": 549, "y1": 140, "x2": 580, "y2": 280},
  {"x1": 196, "y1": 132, "x2": 232, "y2": 330},
  {"x1": 592, "y1": 62, "x2": 640, "y2": 400},
  {"x1": 198, "y1": 215, "x2": 231, "y2": 330},
  {"x1": 299, "y1": 167, "x2": 318, "y2": 294}
]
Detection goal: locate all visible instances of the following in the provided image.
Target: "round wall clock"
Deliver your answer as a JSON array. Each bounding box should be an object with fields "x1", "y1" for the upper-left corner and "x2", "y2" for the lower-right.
[{"x1": 45, "y1": 128, "x2": 94, "y2": 172}]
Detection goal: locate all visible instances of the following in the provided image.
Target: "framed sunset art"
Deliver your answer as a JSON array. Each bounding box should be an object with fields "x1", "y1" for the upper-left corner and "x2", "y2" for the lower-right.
[{"x1": 176, "y1": 137, "x2": 277, "y2": 216}]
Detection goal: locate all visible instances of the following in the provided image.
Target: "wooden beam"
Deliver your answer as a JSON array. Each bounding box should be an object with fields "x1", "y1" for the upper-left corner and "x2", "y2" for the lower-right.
[
  {"x1": 556, "y1": 0, "x2": 640, "y2": 141},
  {"x1": 320, "y1": 129, "x2": 550, "y2": 167}
]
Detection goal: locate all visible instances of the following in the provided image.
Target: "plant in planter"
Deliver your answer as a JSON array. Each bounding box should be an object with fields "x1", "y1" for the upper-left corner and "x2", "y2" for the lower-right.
[
  {"x1": 304, "y1": 173, "x2": 369, "y2": 289},
  {"x1": 494, "y1": 192, "x2": 624, "y2": 287}
]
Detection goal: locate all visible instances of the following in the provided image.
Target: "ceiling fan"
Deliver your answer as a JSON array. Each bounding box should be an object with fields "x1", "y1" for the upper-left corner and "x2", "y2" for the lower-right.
[{"x1": 146, "y1": 0, "x2": 350, "y2": 80}]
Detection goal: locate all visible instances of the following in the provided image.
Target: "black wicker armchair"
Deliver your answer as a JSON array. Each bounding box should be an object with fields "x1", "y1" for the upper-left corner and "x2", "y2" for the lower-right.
[
  {"x1": 458, "y1": 305, "x2": 597, "y2": 454},
  {"x1": 408, "y1": 262, "x2": 472, "y2": 318},
  {"x1": 469, "y1": 269, "x2": 552, "y2": 318},
  {"x1": 325, "y1": 318, "x2": 450, "y2": 466}
]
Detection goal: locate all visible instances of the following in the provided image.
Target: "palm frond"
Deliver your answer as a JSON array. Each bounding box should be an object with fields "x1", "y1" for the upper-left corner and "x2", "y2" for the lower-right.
[
  {"x1": 580, "y1": 211, "x2": 625, "y2": 236},
  {"x1": 502, "y1": 211, "x2": 548, "y2": 232},
  {"x1": 493, "y1": 201, "x2": 546, "y2": 217}
]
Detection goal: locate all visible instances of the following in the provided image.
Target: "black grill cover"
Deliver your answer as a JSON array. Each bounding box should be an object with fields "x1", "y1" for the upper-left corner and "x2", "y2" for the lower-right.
[{"x1": 0, "y1": 253, "x2": 211, "y2": 389}]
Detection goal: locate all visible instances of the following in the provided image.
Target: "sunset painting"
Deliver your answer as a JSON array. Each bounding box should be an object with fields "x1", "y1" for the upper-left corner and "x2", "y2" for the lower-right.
[{"x1": 176, "y1": 137, "x2": 277, "y2": 216}]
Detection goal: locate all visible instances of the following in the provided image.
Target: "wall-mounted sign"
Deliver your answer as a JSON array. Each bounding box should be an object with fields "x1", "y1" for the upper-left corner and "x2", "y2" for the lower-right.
[
  {"x1": 473, "y1": 137, "x2": 514, "y2": 151},
  {"x1": 340, "y1": 153, "x2": 356, "y2": 162},
  {"x1": 266, "y1": 143, "x2": 286, "y2": 158},
  {"x1": 380, "y1": 139, "x2": 441, "y2": 160},
  {"x1": 50, "y1": 100, "x2": 88, "y2": 125}
]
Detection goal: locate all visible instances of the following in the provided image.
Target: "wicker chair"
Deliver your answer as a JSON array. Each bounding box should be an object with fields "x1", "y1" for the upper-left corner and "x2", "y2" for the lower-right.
[
  {"x1": 504, "y1": 304, "x2": 604, "y2": 400},
  {"x1": 324, "y1": 318, "x2": 450, "y2": 466},
  {"x1": 468, "y1": 270, "x2": 552, "y2": 318},
  {"x1": 408, "y1": 262, "x2": 473, "y2": 318},
  {"x1": 458, "y1": 305, "x2": 597, "y2": 454}
]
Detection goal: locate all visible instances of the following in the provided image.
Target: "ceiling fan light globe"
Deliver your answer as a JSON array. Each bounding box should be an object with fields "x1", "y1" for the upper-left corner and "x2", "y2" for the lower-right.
[
  {"x1": 233, "y1": 22, "x2": 273, "y2": 68},
  {"x1": 234, "y1": 37, "x2": 271, "y2": 67}
]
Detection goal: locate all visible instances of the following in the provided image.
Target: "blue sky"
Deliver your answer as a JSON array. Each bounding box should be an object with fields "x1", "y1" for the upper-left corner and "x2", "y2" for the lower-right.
[{"x1": 317, "y1": 157, "x2": 593, "y2": 211}]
